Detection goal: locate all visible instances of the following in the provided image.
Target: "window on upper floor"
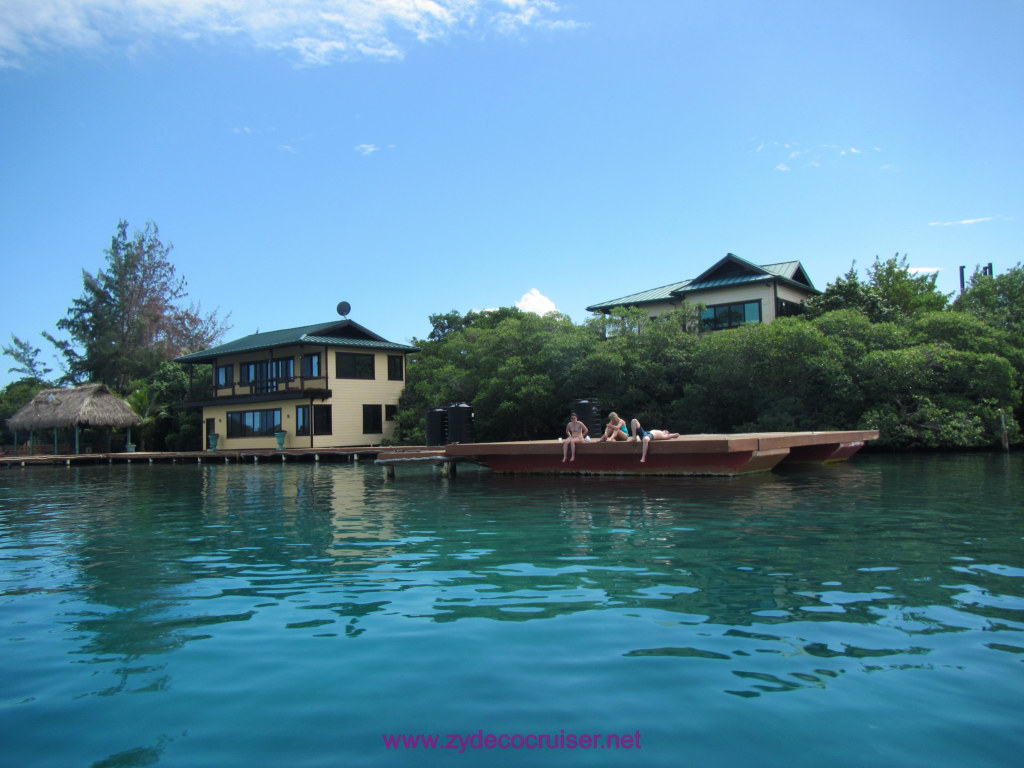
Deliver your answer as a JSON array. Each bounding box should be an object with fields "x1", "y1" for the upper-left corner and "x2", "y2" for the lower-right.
[
  {"x1": 387, "y1": 355, "x2": 404, "y2": 381},
  {"x1": 701, "y1": 300, "x2": 761, "y2": 331},
  {"x1": 302, "y1": 353, "x2": 322, "y2": 378},
  {"x1": 215, "y1": 364, "x2": 233, "y2": 387},
  {"x1": 337, "y1": 352, "x2": 375, "y2": 380}
]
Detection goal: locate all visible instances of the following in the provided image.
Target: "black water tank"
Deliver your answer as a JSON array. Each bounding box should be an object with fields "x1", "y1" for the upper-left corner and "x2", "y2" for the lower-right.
[
  {"x1": 571, "y1": 398, "x2": 602, "y2": 437},
  {"x1": 446, "y1": 402, "x2": 474, "y2": 444},
  {"x1": 425, "y1": 407, "x2": 448, "y2": 446}
]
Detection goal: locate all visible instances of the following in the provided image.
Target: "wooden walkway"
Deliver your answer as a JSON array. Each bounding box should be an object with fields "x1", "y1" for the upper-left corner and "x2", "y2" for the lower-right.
[{"x1": 0, "y1": 446, "x2": 388, "y2": 469}]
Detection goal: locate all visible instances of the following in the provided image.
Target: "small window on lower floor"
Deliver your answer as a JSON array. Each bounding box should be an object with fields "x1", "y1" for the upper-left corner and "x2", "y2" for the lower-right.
[
  {"x1": 363, "y1": 404, "x2": 383, "y2": 434},
  {"x1": 385, "y1": 404, "x2": 397, "y2": 422}
]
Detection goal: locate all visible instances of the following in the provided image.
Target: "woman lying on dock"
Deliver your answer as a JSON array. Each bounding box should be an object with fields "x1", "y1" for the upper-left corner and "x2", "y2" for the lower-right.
[
  {"x1": 630, "y1": 419, "x2": 681, "y2": 463},
  {"x1": 599, "y1": 412, "x2": 630, "y2": 442}
]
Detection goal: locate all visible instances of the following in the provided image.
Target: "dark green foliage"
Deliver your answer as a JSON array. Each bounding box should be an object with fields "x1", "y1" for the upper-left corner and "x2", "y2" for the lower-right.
[
  {"x1": 394, "y1": 261, "x2": 1022, "y2": 450},
  {"x1": 953, "y1": 262, "x2": 1024, "y2": 337},
  {"x1": 679, "y1": 318, "x2": 854, "y2": 432},
  {"x1": 805, "y1": 254, "x2": 950, "y2": 322},
  {"x1": 0, "y1": 378, "x2": 48, "y2": 448}
]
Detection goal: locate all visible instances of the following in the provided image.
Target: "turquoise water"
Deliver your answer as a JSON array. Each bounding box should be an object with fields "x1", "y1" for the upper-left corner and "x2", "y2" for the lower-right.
[{"x1": 1, "y1": 454, "x2": 1022, "y2": 767}]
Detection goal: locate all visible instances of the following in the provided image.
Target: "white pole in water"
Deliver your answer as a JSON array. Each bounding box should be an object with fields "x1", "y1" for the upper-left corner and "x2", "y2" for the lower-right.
[{"x1": 998, "y1": 409, "x2": 1010, "y2": 452}]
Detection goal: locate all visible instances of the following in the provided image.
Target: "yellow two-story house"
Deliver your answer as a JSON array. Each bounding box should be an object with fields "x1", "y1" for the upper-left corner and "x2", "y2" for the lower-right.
[{"x1": 176, "y1": 316, "x2": 418, "y2": 450}]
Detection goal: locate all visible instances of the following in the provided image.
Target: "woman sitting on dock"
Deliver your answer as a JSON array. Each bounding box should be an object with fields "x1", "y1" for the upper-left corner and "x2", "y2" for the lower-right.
[
  {"x1": 599, "y1": 412, "x2": 630, "y2": 442},
  {"x1": 562, "y1": 412, "x2": 589, "y2": 462},
  {"x1": 630, "y1": 419, "x2": 680, "y2": 463}
]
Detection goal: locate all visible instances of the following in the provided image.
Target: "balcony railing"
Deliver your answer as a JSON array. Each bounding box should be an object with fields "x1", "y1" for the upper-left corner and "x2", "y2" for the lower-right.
[{"x1": 188, "y1": 376, "x2": 330, "y2": 402}]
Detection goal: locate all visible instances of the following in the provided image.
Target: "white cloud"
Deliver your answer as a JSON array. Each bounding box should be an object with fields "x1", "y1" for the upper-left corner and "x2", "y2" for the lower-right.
[
  {"x1": 354, "y1": 143, "x2": 379, "y2": 156},
  {"x1": 908, "y1": 267, "x2": 941, "y2": 275},
  {"x1": 516, "y1": 288, "x2": 557, "y2": 315},
  {"x1": 0, "y1": 0, "x2": 576, "y2": 68},
  {"x1": 928, "y1": 216, "x2": 994, "y2": 226},
  {"x1": 756, "y1": 139, "x2": 882, "y2": 171}
]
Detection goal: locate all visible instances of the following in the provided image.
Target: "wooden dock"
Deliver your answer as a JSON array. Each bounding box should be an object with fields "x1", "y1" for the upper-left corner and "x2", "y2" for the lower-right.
[
  {"x1": 0, "y1": 446, "x2": 387, "y2": 469},
  {"x1": 408, "y1": 430, "x2": 879, "y2": 477},
  {"x1": 2, "y1": 430, "x2": 878, "y2": 477}
]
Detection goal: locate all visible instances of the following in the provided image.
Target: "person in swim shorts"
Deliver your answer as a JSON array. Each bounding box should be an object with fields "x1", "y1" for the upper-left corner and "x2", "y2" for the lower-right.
[{"x1": 630, "y1": 419, "x2": 681, "y2": 463}]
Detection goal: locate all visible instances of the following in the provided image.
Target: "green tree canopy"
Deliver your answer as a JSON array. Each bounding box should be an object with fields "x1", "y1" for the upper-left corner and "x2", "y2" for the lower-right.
[
  {"x1": 953, "y1": 262, "x2": 1024, "y2": 337},
  {"x1": 45, "y1": 220, "x2": 229, "y2": 393},
  {"x1": 805, "y1": 254, "x2": 950, "y2": 322}
]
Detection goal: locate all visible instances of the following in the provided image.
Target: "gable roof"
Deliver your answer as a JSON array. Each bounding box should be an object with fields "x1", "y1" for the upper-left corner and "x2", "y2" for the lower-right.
[
  {"x1": 586, "y1": 254, "x2": 819, "y2": 313},
  {"x1": 7, "y1": 384, "x2": 141, "y2": 431},
  {"x1": 175, "y1": 319, "x2": 419, "y2": 364}
]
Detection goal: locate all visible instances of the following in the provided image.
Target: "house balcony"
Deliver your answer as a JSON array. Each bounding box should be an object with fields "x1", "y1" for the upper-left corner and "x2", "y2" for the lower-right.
[{"x1": 185, "y1": 376, "x2": 332, "y2": 407}]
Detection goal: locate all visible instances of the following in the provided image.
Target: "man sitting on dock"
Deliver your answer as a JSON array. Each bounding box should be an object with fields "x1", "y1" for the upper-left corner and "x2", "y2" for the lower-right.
[{"x1": 630, "y1": 419, "x2": 680, "y2": 463}]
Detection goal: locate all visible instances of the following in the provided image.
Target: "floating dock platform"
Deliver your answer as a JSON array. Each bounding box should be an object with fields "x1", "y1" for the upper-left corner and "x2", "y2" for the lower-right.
[{"x1": 379, "y1": 430, "x2": 878, "y2": 477}]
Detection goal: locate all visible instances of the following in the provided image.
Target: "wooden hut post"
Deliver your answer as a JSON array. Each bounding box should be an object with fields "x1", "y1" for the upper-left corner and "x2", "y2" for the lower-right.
[
  {"x1": 53, "y1": 427, "x2": 58, "y2": 455},
  {"x1": 75, "y1": 426, "x2": 80, "y2": 455}
]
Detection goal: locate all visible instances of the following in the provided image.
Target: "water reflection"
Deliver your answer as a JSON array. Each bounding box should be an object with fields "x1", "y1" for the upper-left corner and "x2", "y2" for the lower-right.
[{"x1": 2, "y1": 453, "x2": 1022, "y2": 706}]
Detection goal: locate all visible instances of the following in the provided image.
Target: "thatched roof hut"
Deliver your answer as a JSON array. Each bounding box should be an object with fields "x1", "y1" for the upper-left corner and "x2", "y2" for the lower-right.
[{"x1": 6, "y1": 384, "x2": 142, "y2": 432}]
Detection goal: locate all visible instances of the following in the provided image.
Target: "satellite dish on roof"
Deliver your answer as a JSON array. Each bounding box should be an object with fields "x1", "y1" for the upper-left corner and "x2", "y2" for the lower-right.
[{"x1": 336, "y1": 301, "x2": 351, "y2": 317}]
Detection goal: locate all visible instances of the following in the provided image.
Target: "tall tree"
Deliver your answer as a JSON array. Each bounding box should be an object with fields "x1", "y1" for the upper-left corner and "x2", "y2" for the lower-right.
[
  {"x1": 2, "y1": 335, "x2": 52, "y2": 383},
  {"x1": 47, "y1": 220, "x2": 229, "y2": 393}
]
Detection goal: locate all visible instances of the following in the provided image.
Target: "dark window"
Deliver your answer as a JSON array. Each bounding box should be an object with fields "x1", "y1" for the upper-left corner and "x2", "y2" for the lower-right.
[
  {"x1": 313, "y1": 405, "x2": 332, "y2": 436},
  {"x1": 226, "y1": 409, "x2": 281, "y2": 438},
  {"x1": 272, "y1": 357, "x2": 294, "y2": 381},
  {"x1": 385, "y1": 404, "x2": 397, "y2": 422},
  {"x1": 337, "y1": 352, "x2": 375, "y2": 380},
  {"x1": 296, "y1": 405, "x2": 331, "y2": 436},
  {"x1": 302, "y1": 353, "x2": 321, "y2": 378},
  {"x1": 239, "y1": 359, "x2": 293, "y2": 393},
  {"x1": 387, "y1": 355, "x2": 404, "y2": 381},
  {"x1": 239, "y1": 361, "x2": 258, "y2": 384},
  {"x1": 216, "y1": 364, "x2": 233, "y2": 387},
  {"x1": 363, "y1": 404, "x2": 383, "y2": 434},
  {"x1": 776, "y1": 298, "x2": 805, "y2": 318},
  {"x1": 701, "y1": 300, "x2": 762, "y2": 331}
]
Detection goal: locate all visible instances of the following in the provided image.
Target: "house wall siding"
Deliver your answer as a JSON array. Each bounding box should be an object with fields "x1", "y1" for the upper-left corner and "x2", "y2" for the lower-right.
[{"x1": 202, "y1": 349, "x2": 405, "y2": 449}]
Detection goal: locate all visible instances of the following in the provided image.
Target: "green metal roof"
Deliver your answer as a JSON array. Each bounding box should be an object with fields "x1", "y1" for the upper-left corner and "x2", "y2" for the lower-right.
[
  {"x1": 175, "y1": 319, "x2": 418, "y2": 364},
  {"x1": 586, "y1": 280, "x2": 693, "y2": 312},
  {"x1": 586, "y1": 255, "x2": 819, "y2": 313}
]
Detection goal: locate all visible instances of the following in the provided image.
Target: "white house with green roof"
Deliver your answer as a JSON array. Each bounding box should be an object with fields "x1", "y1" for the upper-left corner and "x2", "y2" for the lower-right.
[
  {"x1": 175, "y1": 316, "x2": 418, "y2": 450},
  {"x1": 586, "y1": 253, "x2": 820, "y2": 330}
]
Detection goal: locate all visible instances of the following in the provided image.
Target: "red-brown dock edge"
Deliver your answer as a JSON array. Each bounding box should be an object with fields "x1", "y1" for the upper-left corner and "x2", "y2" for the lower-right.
[{"x1": 379, "y1": 430, "x2": 879, "y2": 477}]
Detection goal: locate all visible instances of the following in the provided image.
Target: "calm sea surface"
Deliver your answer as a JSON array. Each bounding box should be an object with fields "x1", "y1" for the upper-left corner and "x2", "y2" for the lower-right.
[{"x1": 1, "y1": 453, "x2": 1022, "y2": 768}]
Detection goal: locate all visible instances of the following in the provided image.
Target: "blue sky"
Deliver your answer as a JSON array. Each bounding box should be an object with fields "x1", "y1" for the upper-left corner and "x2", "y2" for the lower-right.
[{"x1": 2, "y1": 0, "x2": 1022, "y2": 386}]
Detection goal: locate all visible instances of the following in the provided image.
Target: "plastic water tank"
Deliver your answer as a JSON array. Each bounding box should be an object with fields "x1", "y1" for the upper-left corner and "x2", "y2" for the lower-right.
[
  {"x1": 571, "y1": 398, "x2": 602, "y2": 437},
  {"x1": 446, "y1": 402, "x2": 474, "y2": 444},
  {"x1": 425, "y1": 407, "x2": 448, "y2": 446}
]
